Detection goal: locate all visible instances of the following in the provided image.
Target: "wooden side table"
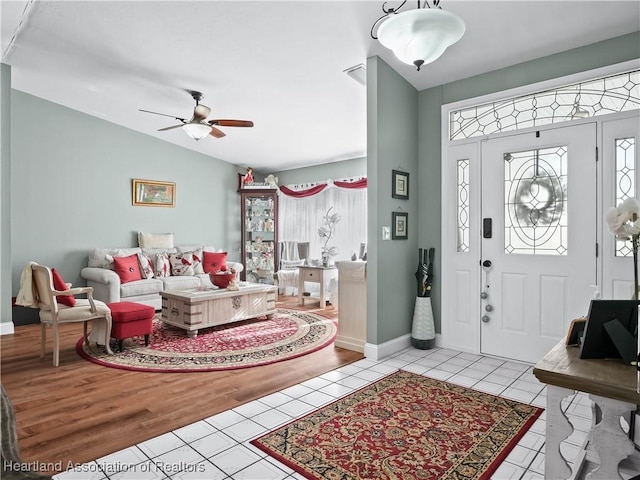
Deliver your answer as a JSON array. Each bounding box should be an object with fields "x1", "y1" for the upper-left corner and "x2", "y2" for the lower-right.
[
  {"x1": 533, "y1": 341, "x2": 640, "y2": 479},
  {"x1": 298, "y1": 266, "x2": 337, "y2": 308}
]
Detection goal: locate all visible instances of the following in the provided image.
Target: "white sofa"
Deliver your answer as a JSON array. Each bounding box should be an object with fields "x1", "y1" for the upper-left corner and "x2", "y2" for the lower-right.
[{"x1": 80, "y1": 244, "x2": 243, "y2": 310}]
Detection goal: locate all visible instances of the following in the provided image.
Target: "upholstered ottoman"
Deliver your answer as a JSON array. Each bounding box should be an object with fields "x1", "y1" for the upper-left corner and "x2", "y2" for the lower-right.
[{"x1": 108, "y1": 301, "x2": 155, "y2": 352}]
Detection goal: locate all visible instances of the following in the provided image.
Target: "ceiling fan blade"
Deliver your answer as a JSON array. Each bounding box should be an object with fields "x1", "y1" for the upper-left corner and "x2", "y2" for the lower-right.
[
  {"x1": 139, "y1": 109, "x2": 187, "y2": 122},
  {"x1": 208, "y1": 119, "x2": 254, "y2": 128},
  {"x1": 209, "y1": 127, "x2": 226, "y2": 138},
  {"x1": 158, "y1": 124, "x2": 184, "y2": 132},
  {"x1": 193, "y1": 104, "x2": 211, "y2": 121}
]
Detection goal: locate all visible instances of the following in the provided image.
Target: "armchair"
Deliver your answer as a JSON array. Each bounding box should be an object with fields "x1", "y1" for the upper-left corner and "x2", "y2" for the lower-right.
[
  {"x1": 275, "y1": 241, "x2": 309, "y2": 295},
  {"x1": 31, "y1": 265, "x2": 113, "y2": 367}
]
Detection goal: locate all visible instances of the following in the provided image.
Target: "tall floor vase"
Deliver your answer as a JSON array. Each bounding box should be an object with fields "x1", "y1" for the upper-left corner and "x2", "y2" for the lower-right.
[{"x1": 412, "y1": 248, "x2": 435, "y2": 350}]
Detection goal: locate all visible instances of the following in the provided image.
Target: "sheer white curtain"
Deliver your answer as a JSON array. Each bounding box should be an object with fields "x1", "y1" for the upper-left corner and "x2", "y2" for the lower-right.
[{"x1": 278, "y1": 182, "x2": 367, "y2": 263}]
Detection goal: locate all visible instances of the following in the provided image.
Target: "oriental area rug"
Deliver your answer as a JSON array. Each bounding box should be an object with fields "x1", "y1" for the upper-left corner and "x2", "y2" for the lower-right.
[
  {"x1": 251, "y1": 370, "x2": 543, "y2": 480},
  {"x1": 76, "y1": 309, "x2": 337, "y2": 372}
]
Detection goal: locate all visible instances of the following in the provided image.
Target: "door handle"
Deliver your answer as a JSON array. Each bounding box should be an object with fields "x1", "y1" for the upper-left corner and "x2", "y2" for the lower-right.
[{"x1": 482, "y1": 260, "x2": 492, "y2": 268}]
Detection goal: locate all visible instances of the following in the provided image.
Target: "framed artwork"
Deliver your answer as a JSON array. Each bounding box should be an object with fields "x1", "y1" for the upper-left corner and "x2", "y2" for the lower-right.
[
  {"x1": 392, "y1": 170, "x2": 409, "y2": 200},
  {"x1": 132, "y1": 179, "x2": 176, "y2": 207},
  {"x1": 392, "y1": 211, "x2": 408, "y2": 240}
]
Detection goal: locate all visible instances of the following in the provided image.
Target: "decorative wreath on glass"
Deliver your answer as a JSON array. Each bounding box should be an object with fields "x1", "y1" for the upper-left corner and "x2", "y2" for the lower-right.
[{"x1": 605, "y1": 197, "x2": 640, "y2": 300}]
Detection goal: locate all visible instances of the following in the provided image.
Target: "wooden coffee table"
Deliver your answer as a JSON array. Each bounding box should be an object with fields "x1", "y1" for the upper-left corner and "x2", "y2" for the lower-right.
[{"x1": 160, "y1": 282, "x2": 277, "y2": 337}]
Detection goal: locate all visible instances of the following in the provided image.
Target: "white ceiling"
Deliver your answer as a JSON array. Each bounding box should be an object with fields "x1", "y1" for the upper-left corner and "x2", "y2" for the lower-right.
[{"x1": 2, "y1": 1, "x2": 639, "y2": 172}]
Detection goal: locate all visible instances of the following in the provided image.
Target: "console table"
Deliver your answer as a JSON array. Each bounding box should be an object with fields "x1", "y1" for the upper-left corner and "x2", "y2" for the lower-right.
[
  {"x1": 298, "y1": 266, "x2": 337, "y2": 308},
  {"x1": 533, "y1": 341, "x2": 640, "y2": 479}
]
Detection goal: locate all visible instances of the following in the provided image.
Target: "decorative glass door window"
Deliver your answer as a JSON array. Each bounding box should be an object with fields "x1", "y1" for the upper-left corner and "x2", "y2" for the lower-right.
[
  {"x1": 614, "y1": 136, "x2": 636, "y2": 257},
  {"x1": 504, "y1": 146, "x2": 568, "y2": 255},
  {"x1": 450, "y1": 70, "x2": 639, "y2": 141},
  {"x1": 457, "y1": 158, "x2": 470, "y2": 253}
]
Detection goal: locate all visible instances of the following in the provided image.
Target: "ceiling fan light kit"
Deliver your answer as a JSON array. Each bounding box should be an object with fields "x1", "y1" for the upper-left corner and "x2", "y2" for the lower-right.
[
  {"x1": 371, "y1": 0, "x2": 465, "y2": 71},
  {"x1": 182, "y1": 122, "x2": 213, "y2": 140}
]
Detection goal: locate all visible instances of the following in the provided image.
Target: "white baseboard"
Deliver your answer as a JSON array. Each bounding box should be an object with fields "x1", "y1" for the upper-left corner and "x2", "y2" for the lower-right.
[
  {"x1": 364, "y1": 334, "x2": 411, "y2": 361},
  {"x1": 364, "y1": 333, "x2": 443, "y2": 361},
  {"x1": 0, "y1": 321, "x2": 15, "y2": 335}
]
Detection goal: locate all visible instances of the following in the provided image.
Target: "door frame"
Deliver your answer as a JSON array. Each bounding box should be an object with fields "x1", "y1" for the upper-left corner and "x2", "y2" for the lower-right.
[{"x1": 439, "y1": 61, "x2": 639, "y2": 358}]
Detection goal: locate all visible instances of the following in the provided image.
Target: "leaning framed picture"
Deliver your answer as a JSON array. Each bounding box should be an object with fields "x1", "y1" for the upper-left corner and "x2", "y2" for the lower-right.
[
  {"x1": 392, "y1": 211, "x2": 408, "y2": 239},
  {"x1": 392, "y1": 170, "x2": 409, "y2": 200},
  {"x1": 132, "y1": 179, "x2": 176, "y2": 207}
]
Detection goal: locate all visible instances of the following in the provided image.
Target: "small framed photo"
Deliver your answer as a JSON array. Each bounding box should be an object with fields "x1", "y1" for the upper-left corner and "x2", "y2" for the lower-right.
[
  {"x1": 392, "y1": 170, "x2": 409, "y2": 200},
  {"x1": 565, "y1": 317, "x2": 586, "y2": 347},
  {"x1": 132, "y1": 179, "x2": 176, "y2": 207},
  {"x1": 392, "y1": 212, "x2": 408, "y2": 240}
]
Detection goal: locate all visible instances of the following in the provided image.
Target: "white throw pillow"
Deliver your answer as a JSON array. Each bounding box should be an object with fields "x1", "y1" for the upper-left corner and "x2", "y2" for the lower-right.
[
  {"x1": 154, "y1": 253, "x2": 171, "y2": 278},
  {"x1": 137, "y1": 252, "x2": 155, "y2": 279},
  {"x1": 281, "y1": 259, "x2": 305, "y2": 270},
  {"x1": 138, "y1": 232, "x2": 174, "y2": 249},
  {"x1": 169, "y1": 252, "x2": 195, "y2": 276}
]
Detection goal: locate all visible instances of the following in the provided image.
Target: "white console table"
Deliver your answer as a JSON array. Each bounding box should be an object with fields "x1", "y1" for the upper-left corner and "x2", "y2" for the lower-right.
[
  {"x1": 533, "y1": 341, "x2": 640, "y2": 479},
  {"x1": 298, "y1": 266, "x2": 337, "y2": 308}
]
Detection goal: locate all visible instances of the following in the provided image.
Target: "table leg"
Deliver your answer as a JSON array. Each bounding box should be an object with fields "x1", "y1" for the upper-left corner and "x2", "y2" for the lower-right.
[
  {"x1": 319, "y1": 272, "x2": 326, "y2": 308},
  {"x1": 298, "y1": 274, "x2": 304, "y2": 306},
  {"x1": 584, "y1": 394, "x2": 635, "y2": 480},
  {"x1": 545, "y1": 385, "x2": 575, "y2": 480},
  {"x1": 187, "y1": 330, "x2": 198, "y2": 338}
]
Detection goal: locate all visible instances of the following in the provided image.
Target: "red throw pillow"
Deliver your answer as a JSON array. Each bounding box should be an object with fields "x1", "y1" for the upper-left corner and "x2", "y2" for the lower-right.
[
  {"x1": 51, "y1": 268, "x2": 76, "y2": 307},
  {"x1": 203, "y1": 251, "x2": 228, "y2": 274},
  {"x1": 113, "y1": 254, "x2": 143, "y2": 283}
]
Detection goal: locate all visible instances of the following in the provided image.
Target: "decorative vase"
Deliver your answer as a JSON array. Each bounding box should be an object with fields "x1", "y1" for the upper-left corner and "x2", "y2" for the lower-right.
[
  {"x1": 321, "y1": 251, "x2": 329, "y2": 267},
  {"x1": 412, "y1": 247, "x2": 436, "y2": 350}
]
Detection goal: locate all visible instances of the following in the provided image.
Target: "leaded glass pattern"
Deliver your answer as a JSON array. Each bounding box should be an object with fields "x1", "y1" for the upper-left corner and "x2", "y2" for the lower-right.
[
  {"x1": 457, "y1": 159, "x2": 470, "y2": 253},
  {"x1": 615, "y1": 136, "x2": 636, "y2": 257},
  {"x1": 504, "y1": 147, "x2": 568, "y2": 255},
  {"x1": 450, "y1": 70, "x2": 640, "y2": 141}
]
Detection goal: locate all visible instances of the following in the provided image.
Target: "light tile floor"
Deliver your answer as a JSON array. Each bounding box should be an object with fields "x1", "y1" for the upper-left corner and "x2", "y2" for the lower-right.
[{"x1": 53, "y1": 346, "x2": 640, "y2": 480}]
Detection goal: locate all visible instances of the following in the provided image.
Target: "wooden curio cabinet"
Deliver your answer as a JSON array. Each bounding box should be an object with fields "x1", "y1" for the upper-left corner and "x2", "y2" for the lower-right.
[{"x1": 240, "y1": 188, "x2": 278, "y2": 283}]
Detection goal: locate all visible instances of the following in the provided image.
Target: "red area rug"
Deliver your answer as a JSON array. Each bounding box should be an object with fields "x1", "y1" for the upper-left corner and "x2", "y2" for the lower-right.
[
  {"x1": 251, "y1": 370, "x2": 543, "y2": 480},
  {"x1": 76, "y1": 309, "x2": 337, "y2": 372}
]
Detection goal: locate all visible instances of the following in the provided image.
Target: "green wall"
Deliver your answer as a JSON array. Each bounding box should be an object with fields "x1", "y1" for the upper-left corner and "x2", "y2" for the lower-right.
[
  {"x1": 10, "y1": 91, "x2": 243, "y2": 295},
  {"x1": 1, "y1": 64, "x2": 11, "y2": 332},
  {"x1": 418, "y1": 31, "x2": 640, "y2": 334},
  {"x1": 367, "y1": 57, "x2": 419, "y2": 345},
  {"x1": 274, "y1": 157, "x2": 366, "y2": 186}
]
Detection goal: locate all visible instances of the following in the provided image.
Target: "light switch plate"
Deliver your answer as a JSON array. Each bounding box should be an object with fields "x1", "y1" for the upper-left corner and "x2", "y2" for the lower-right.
[{"x1": 382, "y1": 226, "x2": 390, "y2": 240}]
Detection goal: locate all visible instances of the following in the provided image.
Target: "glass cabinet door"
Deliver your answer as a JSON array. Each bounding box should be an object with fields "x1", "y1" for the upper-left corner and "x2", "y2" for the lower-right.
[{"x1": 240, "y1": 189, "x2": 278, "y2": 283}]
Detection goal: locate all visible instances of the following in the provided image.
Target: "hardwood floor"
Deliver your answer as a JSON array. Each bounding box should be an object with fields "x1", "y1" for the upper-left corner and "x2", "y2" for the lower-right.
[{"x1": 1, "y1": 297, "x2": 363, "y2": 475}]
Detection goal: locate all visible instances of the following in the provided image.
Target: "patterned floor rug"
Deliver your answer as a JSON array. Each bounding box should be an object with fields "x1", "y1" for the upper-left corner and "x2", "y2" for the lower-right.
[
  {"x1": 76, "y1": 308, "x2": 337, "y2": 372},
  {"x1": 251, "y1": 370, "x2": 543, "y2": 480}
]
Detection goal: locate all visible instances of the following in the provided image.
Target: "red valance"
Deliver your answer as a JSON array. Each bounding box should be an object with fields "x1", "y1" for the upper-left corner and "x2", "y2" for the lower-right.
[{"x1": 279, "y1": 178, "x2": 367, "y2": 198}]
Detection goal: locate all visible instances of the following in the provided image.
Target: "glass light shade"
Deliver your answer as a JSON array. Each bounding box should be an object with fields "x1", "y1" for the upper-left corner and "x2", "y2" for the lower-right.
[
  {"x1": 182, "y1": 122, "x2": 212, "y2": 140},
  {"x1": 377, "y1": 8, "x2": 465, "y2": 69}
]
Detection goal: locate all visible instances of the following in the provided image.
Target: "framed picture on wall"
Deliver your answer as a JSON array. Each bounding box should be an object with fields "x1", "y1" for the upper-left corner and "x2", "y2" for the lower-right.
[
  {"x1": 132, "y1": 179, "x2": 176, "y2": 207},
  {"x1": 392, "y1": 211, "x2": 408, "y2": 239},
  {"x1": 392, "y1": 170, "x2": 409, "y2": 200}
]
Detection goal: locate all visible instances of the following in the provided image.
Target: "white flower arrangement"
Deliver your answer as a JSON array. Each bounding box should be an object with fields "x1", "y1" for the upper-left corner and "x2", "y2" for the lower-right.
[
  {"x1": 605, "y1": 197, "x2": 640, "y2": 300},
  {"x1": 318, "y1": 206, "x2": 340, "y2": 264}
]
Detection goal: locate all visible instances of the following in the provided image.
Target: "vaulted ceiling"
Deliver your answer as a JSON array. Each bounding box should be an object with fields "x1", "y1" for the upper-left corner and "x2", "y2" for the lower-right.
[{"x1": 2, "y1": 1, "x2": 639, "y2": 171}]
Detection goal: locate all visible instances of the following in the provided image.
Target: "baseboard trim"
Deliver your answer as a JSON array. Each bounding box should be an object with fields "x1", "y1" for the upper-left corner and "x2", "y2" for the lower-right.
[
  {"x1": 364, "y1": 333, "x2": 443, "y2": 361},
  {"x1": 1, "y1": 322, "x2": 15, "y2": 336},
  {"x1": 364, "y1": 334, "x2": 412, "y2": 361}
]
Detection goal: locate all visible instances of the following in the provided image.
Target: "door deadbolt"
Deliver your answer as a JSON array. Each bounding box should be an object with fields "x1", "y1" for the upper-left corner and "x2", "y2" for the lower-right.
[
  {"x1": 485, "y1": 304, "x2": 493, "y2": 312},
  {"x1": 480, "y1": 291, "x2": 488, "y2": 299},
  {"x1": 481, "y1": 315, "x2": 490, "y2": 323}
]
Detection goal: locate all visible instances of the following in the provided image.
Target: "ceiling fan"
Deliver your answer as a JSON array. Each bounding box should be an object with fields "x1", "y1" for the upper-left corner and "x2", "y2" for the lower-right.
[{"x1": 139, "y1": 90, "x2": 254, "y2": 141}]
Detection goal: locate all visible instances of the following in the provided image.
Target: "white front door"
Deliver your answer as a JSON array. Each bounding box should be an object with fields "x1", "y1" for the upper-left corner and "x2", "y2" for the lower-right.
[
  {"x1": 480, "y1": 123, "x2": 597, "y2": 363},
  {"x1": 601, "y1": 113, "x2": 640, "y2": 299}
]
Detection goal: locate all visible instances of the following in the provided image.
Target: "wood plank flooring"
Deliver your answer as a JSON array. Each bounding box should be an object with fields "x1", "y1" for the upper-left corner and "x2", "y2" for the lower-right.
[{"x1": 1, "y1": 297, "x2": 363, "y2": 475}]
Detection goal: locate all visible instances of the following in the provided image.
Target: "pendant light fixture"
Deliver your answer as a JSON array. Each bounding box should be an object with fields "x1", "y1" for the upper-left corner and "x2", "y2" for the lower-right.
[{"x1": 371, "y1": 0, "x2": 465, "y2": 71}]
